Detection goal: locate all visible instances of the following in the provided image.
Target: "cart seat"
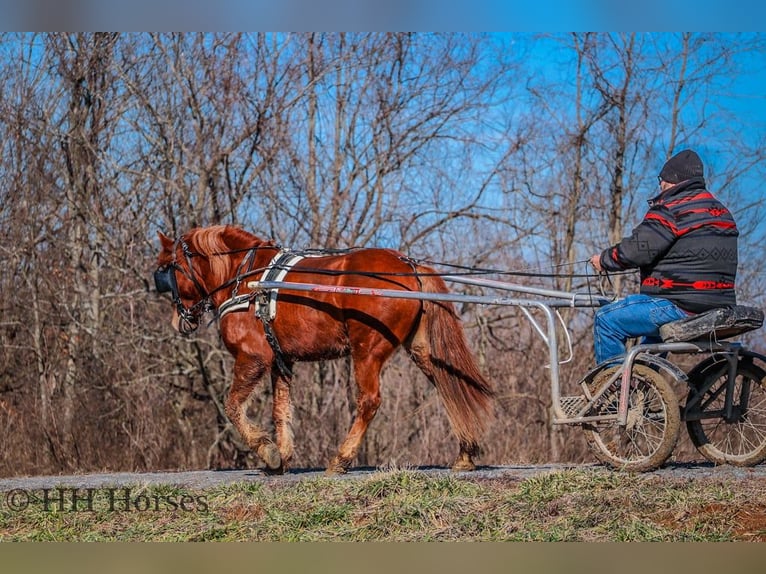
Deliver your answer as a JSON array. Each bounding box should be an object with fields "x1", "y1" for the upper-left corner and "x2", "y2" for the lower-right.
[{"x1": 659, "y1": 305, "x2": 764, "y2": 343}]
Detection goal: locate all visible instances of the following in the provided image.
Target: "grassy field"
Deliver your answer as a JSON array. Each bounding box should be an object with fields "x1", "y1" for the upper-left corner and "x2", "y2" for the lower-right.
[{"x1": 1, "y1": 468, "x2": 765, "y2": 542}]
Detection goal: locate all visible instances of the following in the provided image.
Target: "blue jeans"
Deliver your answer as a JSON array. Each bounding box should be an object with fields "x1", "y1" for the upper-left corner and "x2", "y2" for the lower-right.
[{"x1": 593, "y1": 294, "x2": 689, "y2": 364}]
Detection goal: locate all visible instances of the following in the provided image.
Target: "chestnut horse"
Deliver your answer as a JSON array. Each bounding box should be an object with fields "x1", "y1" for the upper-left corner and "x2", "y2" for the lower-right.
[{"x1": 154, "y1": 225, "x2": 493, "y2": 474}]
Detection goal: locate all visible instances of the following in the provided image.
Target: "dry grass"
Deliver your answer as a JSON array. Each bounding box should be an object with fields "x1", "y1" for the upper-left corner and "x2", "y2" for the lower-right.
[{"x1": 1, "y1": 468, "x2": 765, "y2": 541}]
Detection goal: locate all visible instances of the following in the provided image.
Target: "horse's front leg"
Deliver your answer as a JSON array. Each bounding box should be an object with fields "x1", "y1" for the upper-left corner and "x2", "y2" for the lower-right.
[
  {"x1": 271, "y1": 369, "x2": 294, "y2": 472},
  {"x1": 225, "y1": 357, "x2": 282, "y2": 472}
]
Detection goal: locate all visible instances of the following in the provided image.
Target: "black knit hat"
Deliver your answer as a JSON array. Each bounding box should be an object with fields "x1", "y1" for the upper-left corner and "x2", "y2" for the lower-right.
[{"x1": 659, "y1": 149, "x2": 704, "y2": 183}]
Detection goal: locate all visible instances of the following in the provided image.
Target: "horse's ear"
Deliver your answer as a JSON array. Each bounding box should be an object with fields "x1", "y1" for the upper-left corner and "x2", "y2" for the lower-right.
[{"x1": 157, "y1": 231, "x2": 174, "y2": 252}]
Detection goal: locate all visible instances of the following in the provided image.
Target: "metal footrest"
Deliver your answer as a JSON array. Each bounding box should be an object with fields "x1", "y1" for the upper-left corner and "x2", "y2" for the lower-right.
[{"x1": 560, "y1": 395, "x2": 588, "y2": 417}]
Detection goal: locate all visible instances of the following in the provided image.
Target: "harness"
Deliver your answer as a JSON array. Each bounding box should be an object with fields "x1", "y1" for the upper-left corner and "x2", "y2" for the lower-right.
[
  {"x1": 256, "y1": 251, "x2": 306, "y2": 321},
  {"x1": 219, "y1": 249, "x2": 307, "y2": 377},
  {"x1": 157, "y1": 239, "x2": 427, "y2": 378}
]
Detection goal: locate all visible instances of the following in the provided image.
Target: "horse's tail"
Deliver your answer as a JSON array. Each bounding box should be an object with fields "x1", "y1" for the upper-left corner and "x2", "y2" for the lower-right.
[{"x1": 410, "y1": 272, "x2": 495, "y2": 452}]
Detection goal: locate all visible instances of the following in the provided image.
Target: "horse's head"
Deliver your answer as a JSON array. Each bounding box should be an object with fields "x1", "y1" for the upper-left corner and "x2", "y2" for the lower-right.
[
  {"x1": 154, "y1": 225, "x2": 268, "y2": 334},
  {"x1": 154, "y1": 230, "x2": 215, "y2": 335}
]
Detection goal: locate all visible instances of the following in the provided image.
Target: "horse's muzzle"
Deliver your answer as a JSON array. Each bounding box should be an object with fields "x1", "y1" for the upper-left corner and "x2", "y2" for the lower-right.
[{"x1": 172, "y1": 311, "x2": 199, "y2": 335}]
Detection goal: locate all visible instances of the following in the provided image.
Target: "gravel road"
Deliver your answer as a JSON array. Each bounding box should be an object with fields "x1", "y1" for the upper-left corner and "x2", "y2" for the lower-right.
[{"x1": 1, "y1": 462, "x2": 763, "y2": 491}]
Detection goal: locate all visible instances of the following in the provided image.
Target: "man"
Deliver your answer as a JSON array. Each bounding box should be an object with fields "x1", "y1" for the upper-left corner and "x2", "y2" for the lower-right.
[{"x1": 590, "y1": 149, "x2": 738, "y2": 364}]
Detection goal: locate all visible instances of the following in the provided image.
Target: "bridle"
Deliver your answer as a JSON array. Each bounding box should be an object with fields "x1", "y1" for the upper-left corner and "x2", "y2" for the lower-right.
[
  {"x1": 153, "y1": 238, "x2": 215, "y2": 333},
  {"x1": 154, "y1": 236, "x2": 263, "y2": 334}
]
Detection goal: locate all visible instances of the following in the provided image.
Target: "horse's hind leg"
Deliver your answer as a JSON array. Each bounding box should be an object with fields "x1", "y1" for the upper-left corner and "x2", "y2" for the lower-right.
[
  {"x1": 271, "y1": 371, "x2": 294, "y2": 472},
  {"x1": 225, "y1": 358, "x2": 282, "y2": 472},
  {"x1": 406, "y1": 335, "x2": 479, "y2": 472},
  {"x1": 326, "y1": 355, "x2": 385, "y2": 475}
]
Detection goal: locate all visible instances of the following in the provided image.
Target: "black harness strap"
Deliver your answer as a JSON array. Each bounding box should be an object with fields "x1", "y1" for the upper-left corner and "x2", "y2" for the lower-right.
[
  {"x1": 254, "y1": 251, "x2": 305, "y2": 379},
  {"x1": 258, "y1": 302, "x2": 292, "y2": 378},
  {"x1": 398, "y1": 254, "x2": 423, "y2": 291}
]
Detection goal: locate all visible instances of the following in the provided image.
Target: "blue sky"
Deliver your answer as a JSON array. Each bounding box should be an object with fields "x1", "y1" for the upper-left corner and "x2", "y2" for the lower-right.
[{"x1": 724, "y1": 54, "x2": 766, "y2": 128}]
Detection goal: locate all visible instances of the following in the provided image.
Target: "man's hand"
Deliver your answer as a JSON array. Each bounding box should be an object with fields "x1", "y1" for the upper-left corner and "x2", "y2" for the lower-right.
[{"x1": 590, "y1": 254, "x2": 603, "y2": 273}]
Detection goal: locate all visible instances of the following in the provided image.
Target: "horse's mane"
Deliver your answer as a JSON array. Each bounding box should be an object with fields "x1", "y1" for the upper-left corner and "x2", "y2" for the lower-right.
[{"x1": 186, "y1": 225, "x2": 272, "y2": 286}]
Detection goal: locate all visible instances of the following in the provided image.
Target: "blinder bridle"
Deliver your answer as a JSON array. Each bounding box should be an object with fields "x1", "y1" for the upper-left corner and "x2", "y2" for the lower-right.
[{"x1": 154, "y1": 238, "x2": 214, "y2": 333}]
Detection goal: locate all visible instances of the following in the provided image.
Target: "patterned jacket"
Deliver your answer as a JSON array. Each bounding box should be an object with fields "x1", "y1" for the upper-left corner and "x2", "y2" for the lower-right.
[{"x1": 598, "y1": 176, "x2": 738, "y2": 314}]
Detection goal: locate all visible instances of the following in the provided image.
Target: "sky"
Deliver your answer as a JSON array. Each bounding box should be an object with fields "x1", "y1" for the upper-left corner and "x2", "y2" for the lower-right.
[
  {"x1": 0, "y1": 16, "x2": 762, "y2": 253},
  {"x1": 518, "y1": 34, "x2": 765, "y2": 209},
  {"x1": 5, "y1": 1, "x2": 759, "y2": 151}
]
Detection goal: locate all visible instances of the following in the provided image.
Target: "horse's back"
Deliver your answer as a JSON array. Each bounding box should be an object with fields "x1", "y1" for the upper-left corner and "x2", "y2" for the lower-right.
[
  {"x1": 272, "y1": 248, "x2": 425, "y2": 354},
  {"x1": 294, "y1": 247, "x2": 423, "y2": 291}
]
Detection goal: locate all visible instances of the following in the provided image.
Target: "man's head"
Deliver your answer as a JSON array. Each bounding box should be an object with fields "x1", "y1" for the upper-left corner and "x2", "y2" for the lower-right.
[{"x1": 659, "y1": 149, "x2": 704, "y2": 184}]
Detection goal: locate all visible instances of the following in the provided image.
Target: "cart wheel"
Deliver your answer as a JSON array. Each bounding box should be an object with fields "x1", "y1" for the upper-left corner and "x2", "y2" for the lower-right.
[
  {"x1": 582, "y1": 363, "x2": 680, "y2": 472},
  {"x1": 685, "y1": 359, "x2": 766, "y2": 466}
]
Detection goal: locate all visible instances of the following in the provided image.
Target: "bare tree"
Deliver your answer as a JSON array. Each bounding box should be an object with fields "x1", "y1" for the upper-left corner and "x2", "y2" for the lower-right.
[{"x1": 0, "y1": 33, "x2": 764, "y2": 476}]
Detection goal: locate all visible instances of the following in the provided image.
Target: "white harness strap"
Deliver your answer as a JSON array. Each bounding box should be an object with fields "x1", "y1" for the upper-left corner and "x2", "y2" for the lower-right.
[
  {"x1": 258, "y1": 251, "x2": 305, "y2": 320},
  {"x1": 218, "y1": 250, "x2": 305, "y2": 321}
]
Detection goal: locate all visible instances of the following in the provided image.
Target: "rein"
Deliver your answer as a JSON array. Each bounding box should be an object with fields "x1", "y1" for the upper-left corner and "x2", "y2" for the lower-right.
[{"x1": 156, "y1": 238, "x2": 624, "y2": 331}]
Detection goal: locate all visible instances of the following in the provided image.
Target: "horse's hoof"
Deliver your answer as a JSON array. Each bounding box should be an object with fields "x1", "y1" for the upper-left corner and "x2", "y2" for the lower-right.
[
  {"x1": 257, "y1": 443, "x2": 282, "y2": 470},
  {"x1": 263, "y1": 464, "x2": 286, "y2": 476},
  {"x1": 325, "y1": 457, "x2": 349, "y2": 475},
  {"x1": 451, "y1": 459, "x2": 476, "y2": 472}
]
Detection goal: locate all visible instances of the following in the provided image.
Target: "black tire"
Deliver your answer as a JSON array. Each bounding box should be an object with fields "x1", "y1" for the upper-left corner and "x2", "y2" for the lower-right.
[
  {"x1": 582, "y1": 363, "x2": 681, "y2": 472},
  {"x1": 685, "y1": 359, "x2": 766, "y2": 466}
]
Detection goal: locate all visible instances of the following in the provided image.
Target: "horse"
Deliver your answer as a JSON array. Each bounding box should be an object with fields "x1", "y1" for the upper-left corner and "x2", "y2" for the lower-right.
[{"x1": 154, "y1": 224, "x2": 494, "y2": 474}]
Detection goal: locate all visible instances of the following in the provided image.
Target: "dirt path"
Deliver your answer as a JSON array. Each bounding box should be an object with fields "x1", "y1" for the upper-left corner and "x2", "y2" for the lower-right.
[{"x1": 1, "y1": 462, "x2": 763, "y2": 491}]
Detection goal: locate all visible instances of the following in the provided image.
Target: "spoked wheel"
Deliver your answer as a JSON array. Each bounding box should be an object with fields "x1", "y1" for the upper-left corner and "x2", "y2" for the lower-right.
[
  {"x1": 685, "y1": 358, "x2": 766, "y2": 466},
  {"x1": 582, "y1": 363, "x2": 681, "y2": 472}
]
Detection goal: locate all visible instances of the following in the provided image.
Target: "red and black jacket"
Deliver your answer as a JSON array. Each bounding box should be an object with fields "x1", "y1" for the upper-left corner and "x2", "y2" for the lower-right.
[{"x1": 598, "y1": 176, "x2": 738, "y2": 314}]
